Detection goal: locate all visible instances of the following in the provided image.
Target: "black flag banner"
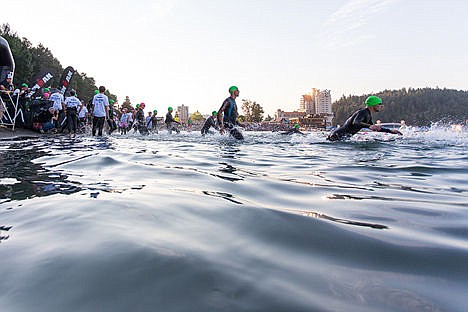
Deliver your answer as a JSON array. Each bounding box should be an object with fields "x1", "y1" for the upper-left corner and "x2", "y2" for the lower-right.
[
  {"x1": 27, "y1": 71, "x2": 53, "y2": 97},
  {"x1": 58, "y1": 66, "x2": 75, "y2": 96}
]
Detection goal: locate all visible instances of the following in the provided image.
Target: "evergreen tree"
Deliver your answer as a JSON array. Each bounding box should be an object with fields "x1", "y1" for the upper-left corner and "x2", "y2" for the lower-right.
[
  {"x1": 332, "y1": 88, "x2": 468, "y2": 126},
  {"x1": 1, "y1": 23, "x2": 117, "y2": 101},
  {"x1": 121, "y1": 96, "x2": 133, "y2": 111}
]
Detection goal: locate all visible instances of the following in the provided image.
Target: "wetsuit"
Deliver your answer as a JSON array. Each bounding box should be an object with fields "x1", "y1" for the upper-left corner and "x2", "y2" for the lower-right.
[
  {"x1": 150, "y1": 115, "x2": 158, "y2": 133},
  {"x1": 135, "y1": 108, "x2": 148, "y2": 135},
  {"x1": 165, "y1": 112, "x2": 180, "y2": 134},
  {"x1": 201, "y1": 116, "x2": 218, "y2": 135},
  {"x1": 219, "y1": 97, "x2": 243, "y2": 140},
  {"x1": 327, "y1": 108, "x2": 393, "y2": 141},
  {"x1": 107, "y1": 105, "x2": 117, "y2": 134}
]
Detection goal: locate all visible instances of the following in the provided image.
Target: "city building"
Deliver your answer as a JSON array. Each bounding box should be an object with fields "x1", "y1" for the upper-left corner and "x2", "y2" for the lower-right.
[
  {"x1": 315, "y1": 89, "x2": 332, "y2": 114},
  {"x1": 177, "y1": 104, "x2": 189, "y2": 123},
  {"x1": 274, "y1": 109, "x2": 306, "y2": 122},
  {"x1": 299, "y1": 88, "x2": 334, "y2": 126}
]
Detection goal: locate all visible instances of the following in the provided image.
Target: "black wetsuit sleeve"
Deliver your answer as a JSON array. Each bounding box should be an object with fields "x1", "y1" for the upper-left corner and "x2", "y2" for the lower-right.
[
  {"x1": 218, "y1": 99, "x2": 230, "y2": 125},
  {"x1": 379, "y1": 127, "x2": 393, "y2": 133},
  {"x1": 165, "y1": 113, "x2": 173, "y2": 123}
]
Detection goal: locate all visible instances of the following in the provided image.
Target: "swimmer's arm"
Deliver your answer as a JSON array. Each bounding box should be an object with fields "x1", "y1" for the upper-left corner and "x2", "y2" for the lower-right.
[
  {"x1": 379, "y1": 127, "x2": 403, "y2": 135},
  {"x1": 217, "y1": 101, "x2": 229, "y2": 131}
]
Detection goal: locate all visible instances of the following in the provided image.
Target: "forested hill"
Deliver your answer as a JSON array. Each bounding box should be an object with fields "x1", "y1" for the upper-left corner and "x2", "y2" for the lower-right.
[
  {"x1": 1, "y1": 24, "x2": 116, "y2": 102},
  {"x1": 332, "y1": 88, "x2": 468, "y2": 126}
]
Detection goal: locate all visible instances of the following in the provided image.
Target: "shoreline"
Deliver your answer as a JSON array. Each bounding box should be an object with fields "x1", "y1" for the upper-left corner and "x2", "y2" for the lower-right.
[{"x1": 0, "y1": 126, "x2": 39, "y2": 139}]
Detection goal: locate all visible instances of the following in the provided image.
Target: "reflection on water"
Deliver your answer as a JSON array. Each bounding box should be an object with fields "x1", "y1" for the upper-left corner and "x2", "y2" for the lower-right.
[
  {"x1": 0, "y1": 128, "x2": 467, "y2": 312},
  {"x1": 0, "y1": 225, "x2": 11, "y2": 242},
  {"x1": 0, "y1": 139, "x2": 82, "y2": 203}
]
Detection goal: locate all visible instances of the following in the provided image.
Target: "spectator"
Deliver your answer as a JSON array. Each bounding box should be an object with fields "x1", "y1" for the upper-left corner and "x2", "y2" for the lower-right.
[
  {"x1": 49, "y1": 88, "x2": 65, "y2": 130},
  {"x1": 91, "y1": 86, "x2": 110, "y2": 136},
  {"x1": 0, "y1": 72, "x2": 14, "y2": 92}
]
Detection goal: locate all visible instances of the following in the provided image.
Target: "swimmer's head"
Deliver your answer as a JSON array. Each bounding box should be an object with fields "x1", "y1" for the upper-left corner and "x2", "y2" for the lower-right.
[
  {"x1": 229, "y1": 86, "x2": 238, "y2": 94},
  {"x1": 365, "y1": 96, "x2": 382, "y2": 107}
]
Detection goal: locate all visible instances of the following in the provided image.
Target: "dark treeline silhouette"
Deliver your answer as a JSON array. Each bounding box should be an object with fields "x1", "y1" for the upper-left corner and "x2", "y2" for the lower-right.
[
  {"x1": 332, "y1": 87, "x2": 468, "y2": 126},
  {"x1": 0, "y1": 23, "x2": 117, "y2": 102}
]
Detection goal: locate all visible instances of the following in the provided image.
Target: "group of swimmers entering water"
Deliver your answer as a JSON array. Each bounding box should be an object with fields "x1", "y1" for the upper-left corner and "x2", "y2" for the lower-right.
[
  {"x1": 51, "y1": 84, "x2": 403, "y2": 141},
  {"x1": 214, "y1": 88, "x2": 402, "y2": 141}
]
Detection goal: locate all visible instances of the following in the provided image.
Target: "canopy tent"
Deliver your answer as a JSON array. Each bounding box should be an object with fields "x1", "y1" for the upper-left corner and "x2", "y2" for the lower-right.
[{"x1": 0, "y1": 35, "x2": 22, "y2": 130}]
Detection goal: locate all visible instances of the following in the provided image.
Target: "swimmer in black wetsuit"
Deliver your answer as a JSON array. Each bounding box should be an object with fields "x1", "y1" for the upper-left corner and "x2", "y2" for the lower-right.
[
  {"x1": 217, "y1": 86, "x2": 244, "y2": 140},
  {"x1": 201, "y1": 111, "x2": 219, "y2": 135},
  {"x1": 327, "y1": 95, "x2": 402, "y2": 141},
  {"x1": 281, "y1": 123, "x2": 305, "y2": 135},
  {"x1": 165, "y1": 106, "x2": 180, "y2": 134},
  {"x1": 135, "y1": 102, "x2": 149, "y2": 135}
]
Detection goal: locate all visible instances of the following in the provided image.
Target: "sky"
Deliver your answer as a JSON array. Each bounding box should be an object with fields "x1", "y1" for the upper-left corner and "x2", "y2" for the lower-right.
[{"x1": 2, "y1": 0, "x2": 467, "y2": 116}]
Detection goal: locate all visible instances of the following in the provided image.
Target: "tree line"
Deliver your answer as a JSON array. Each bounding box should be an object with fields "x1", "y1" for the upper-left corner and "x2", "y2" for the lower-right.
[
  {"x1": 332, "y1": 88, "x2": 468, "y2": 126},
  {"x1": 1, "y1": 23, "x2": 117, "y2": 103}
]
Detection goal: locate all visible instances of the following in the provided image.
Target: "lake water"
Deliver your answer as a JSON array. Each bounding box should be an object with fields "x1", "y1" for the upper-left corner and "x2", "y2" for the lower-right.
[{"x1": 0, "y1": 127, "x2": 467, "y2": 312}]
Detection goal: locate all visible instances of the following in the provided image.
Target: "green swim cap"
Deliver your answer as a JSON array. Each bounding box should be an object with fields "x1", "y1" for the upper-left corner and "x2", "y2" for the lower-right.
[
  {"x1": 294, "y1": 123, "x2": 300, "y2": 129},
  {"x1": 229, "y1": 86, "x2": 238, "y2": 94},
  {"x1": 365, "y1": 96, "x2": 382, "y2": 107},
  {"x1": 168, "y1": 106, "x2": 173, "y2": 111},
  {"x1": 21, "y1": 83, "x2": 28, "y2": 88},
  {"x1": 153, "y1": 110, "x2": 157, "y2": 114},
  {"x1": 212, "y1": 111, "x2": 217, "y2": 115},
  {"x1": 110, "y1": 99, "x2": 115, "y2": 104},
  {"x1": 94, "y1": 90, "x2": 99, "y2": 95},
  {"x1": 136, "y1": 104, "x2": 140, "y2": 108},
  {"x1": 44, "y1": 87, "x2": 50, "y2": 92}
]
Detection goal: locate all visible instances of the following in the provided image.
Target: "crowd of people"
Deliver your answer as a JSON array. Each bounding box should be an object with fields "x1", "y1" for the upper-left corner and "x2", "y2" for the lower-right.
[
  {"x1": 1, "y1": 81, "x2": 250, "y2": 139},
  {"x1": 1, "y1": 75, "x2": 411, "y2": 141}
]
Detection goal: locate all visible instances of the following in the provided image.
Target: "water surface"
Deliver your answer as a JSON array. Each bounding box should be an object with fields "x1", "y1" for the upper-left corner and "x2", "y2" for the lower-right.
[{"x1": 0, "y1": 127, "x2": 467, "y2": 311}]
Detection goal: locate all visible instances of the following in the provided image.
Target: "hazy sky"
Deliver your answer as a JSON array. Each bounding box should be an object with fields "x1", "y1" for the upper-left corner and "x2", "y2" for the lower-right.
[{"x1": 2, "y1": 0, "x2": 467, "y2": 115}]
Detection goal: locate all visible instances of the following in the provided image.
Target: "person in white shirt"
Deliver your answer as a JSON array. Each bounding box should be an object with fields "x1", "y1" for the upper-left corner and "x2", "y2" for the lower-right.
[
  {"x1": 64, "y1": 89, "x2": 81, "y2": 137},
  {"x1": 146, "y1": 111, "x2": 153, "y2": 131},
  {"x1": 77, "y1": 100, "x2": 89, "y2": 133},
  {"x1": 119, "y1": 108, "x2": 129, "y2": 134},
  {"x1": 126, "y1": 110, "x2": 134, "y2": 132},
  {"x1": 78, "y1": 100, "x2": 88, "y2": 122},
  {"x1": 91, "y1": 86, "x2": 110, "y2": 136},
  {"x1": 49, "y1": 89, "x2": 65, "y2": 130}
]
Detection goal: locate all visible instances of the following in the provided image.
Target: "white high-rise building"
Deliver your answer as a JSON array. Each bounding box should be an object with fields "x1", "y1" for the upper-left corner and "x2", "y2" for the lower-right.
[
  {"x1": 300, "y1": 88, "x2": 331, "y2": 115},
  {"x1": 315, "y1": 89, "x2": 332, "y2": 114},
  {"x1": 177, "y1": 104, "x2": 189, "y2": 123},
  {"x1": 299, "y1": 88, "x2": 333, "y2": 126}
]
